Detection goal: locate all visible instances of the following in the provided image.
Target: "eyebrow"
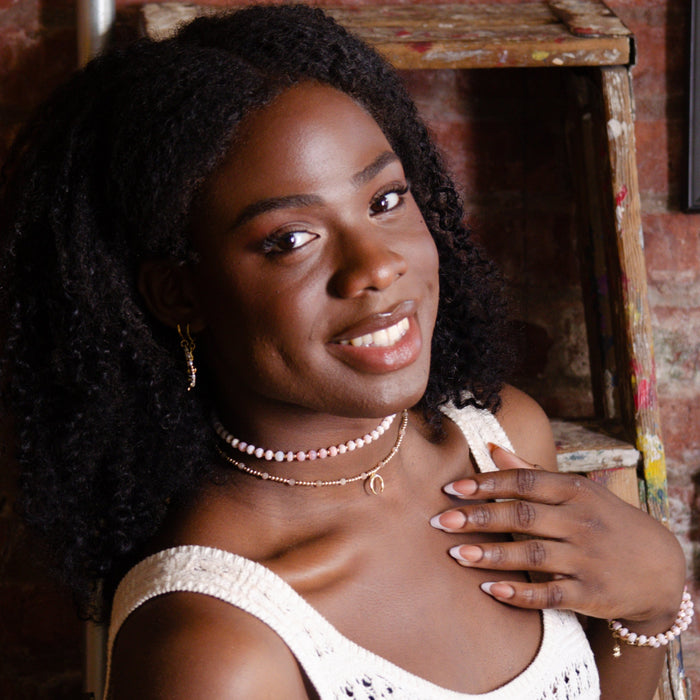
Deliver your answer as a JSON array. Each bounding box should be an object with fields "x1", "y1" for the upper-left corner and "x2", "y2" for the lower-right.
[
  {"x1": 231, "y1": 193, "x2": 323, "y2": 231},
  {"x1": 351, "y1": 151, "x2": 400, "y2": 188},
  {"x1": 230, "y1": 150, "x2": 401, "y2": 231}
]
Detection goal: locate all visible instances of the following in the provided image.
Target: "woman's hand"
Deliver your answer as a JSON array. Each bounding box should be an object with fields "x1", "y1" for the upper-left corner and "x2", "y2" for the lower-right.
[{"x1": 430, "y1": 445, "x2": 686, "y2": 627}]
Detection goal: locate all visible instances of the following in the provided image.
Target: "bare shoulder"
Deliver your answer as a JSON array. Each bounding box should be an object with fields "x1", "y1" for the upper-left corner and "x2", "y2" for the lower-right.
[
  {"x1": 108, "y1": 591, "x2": 310, "y2": 699},
  {"x1": 495, "y1": 384, "x2": 557, "y2": 471}
]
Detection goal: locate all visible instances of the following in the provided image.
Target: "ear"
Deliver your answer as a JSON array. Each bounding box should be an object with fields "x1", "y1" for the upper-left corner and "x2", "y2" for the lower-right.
[{"x1": 138, "y1": 259, "x2": 206, "y2": 332}]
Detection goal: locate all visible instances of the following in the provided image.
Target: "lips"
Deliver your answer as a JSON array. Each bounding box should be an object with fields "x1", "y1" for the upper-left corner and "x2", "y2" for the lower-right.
[
  {"x1": 331, "y1": 299, "x2": 417, "y2": 344},
  {"x1": 338, "y1": 317, "x2": 410, "y2": 348},
  {"x1": 328, "y1": 300, "x2": 422, "y2": 374}
]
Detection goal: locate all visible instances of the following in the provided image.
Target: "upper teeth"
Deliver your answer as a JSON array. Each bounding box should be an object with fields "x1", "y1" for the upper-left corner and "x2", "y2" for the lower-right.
[{"x1": 339, "y1": 317, "x2": 410, "y2": 348}]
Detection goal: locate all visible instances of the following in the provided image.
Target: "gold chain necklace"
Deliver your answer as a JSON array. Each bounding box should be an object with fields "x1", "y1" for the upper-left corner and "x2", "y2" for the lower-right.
[{"x1": 215, "y1": 410, "x2": 408, "y2": 495}]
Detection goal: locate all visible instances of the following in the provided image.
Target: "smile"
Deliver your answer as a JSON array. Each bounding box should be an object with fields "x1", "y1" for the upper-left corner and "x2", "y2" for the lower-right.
[{"x1": 338, "y1": 317, "x2": 410, "y2": 348}]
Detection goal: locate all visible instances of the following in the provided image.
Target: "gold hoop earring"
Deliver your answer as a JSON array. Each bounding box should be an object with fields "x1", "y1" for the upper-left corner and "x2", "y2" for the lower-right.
[{"x1": 177, "y1": 324, "x2": 197, "y2": 390}]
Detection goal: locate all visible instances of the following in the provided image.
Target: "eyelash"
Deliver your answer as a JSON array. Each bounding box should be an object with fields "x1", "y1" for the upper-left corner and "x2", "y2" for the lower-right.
[
  {"x1": 261, "y1": 229, "x2": 317, "y2": 255},
  {"x1": 370, "y1": 182, "x2": 410, "y2": 215}
]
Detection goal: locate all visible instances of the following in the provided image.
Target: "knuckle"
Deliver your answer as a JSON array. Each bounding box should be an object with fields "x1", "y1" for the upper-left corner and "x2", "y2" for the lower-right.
[
  {"x1": 519, "y1": 582, "x2": 565, "y2": 608},
  {"x1": 521, "y1": 586, "x2": 538, "y2": 604},
  {"x1": 525, "y1": 540, "x2": 547, "y2": 567},
  {"x1": 515, "y1": 468, "x2": 537, "y2": 495},
  {"x1": 487, "y1": 544, "x2": 507, "y2": 564},
  {"x1": 479, "y1": 475, "x2": 497, "y2": 493},
  {"x1": 546, "y1": 583, "x2": 565, "y2": 608},
  {"x1": 468, "y1": 504, "x2": 492, "y2": 527},
  {"x1": 580, "y1": 516, "x2": 606, "y2": 536},
  {"x1": 514, "y1": 501, "x2": 537, "y2": 529},
  {"x1": 568, "y1": 474, "x2": 590, "y2": 496}
]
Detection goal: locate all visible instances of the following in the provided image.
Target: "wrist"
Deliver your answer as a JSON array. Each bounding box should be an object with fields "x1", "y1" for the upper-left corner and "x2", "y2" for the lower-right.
[{"x1": 609, "y1": 587, "x2": 693, "y2": 654}]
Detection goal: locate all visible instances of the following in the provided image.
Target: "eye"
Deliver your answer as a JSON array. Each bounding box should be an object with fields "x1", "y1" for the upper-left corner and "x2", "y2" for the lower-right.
[
  {"x1": 261, "y1": 230, "x2": 318, "y2": 255},
  {"x1": 370, "y1": 184, "x2": 409, "y2": 215}
]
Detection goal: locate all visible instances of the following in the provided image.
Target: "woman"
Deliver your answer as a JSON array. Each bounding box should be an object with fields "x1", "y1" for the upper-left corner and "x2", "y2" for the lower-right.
[{"x1": 0, "y1": 5, "x2": 689, "y2": 698}]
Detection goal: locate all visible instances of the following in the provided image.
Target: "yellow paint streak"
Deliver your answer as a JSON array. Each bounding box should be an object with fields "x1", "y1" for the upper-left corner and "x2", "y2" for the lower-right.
[
  {"x1": 531, "y1": 50, "x2": 550, "y2": 61},
  {"x1": 626, "y1": 301, "x2": 642, "y2": 327},
  {"x1": 637, "y1": 433, "x2": 667, "y2": 487}
]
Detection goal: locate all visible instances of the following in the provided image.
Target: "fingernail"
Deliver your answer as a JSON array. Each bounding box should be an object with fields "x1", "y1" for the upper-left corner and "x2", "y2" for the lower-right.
[
  {"x1": 443, "y1": 479, "x2": 477, "y2": 496},
  {"x1": 449, "y1": 545, "x2": 482, "y2": 564},
  {"x1": 480, "y1": 581, "x2": 515, "y2": 599},
  {"x1": 430, "y1": 511, "x2": 467, "y2": 532},
  {"x1": 487, "y1": 442, "x2": 512, "y2": 456}
]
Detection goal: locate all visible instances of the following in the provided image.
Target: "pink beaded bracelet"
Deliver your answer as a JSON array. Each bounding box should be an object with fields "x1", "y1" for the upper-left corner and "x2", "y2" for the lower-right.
[{"x1": 609, "y1": 587, "x2": 694, "y2": 657}]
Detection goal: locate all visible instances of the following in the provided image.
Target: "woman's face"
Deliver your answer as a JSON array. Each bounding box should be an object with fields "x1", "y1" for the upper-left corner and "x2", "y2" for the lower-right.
[{"x1": 189, "y1": 82, "x2": 439, "y2": 421}]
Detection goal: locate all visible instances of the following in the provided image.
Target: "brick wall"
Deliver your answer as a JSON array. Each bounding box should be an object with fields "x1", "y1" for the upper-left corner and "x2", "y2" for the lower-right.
[{"x1": 1, "y1": 0, "x2": 698, "y2": 695}]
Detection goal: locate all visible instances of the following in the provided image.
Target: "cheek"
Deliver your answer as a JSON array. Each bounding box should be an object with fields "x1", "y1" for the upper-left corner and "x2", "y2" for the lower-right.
[
  {"x1": 413, "y1": 230, "x2": 441, "y2": 332},
  {"x1": 413, "y1": 227, "x2": 440, "y2": 291},
  {"x1": 197, "y1": 263, "x2": 318, "y2": 366}
]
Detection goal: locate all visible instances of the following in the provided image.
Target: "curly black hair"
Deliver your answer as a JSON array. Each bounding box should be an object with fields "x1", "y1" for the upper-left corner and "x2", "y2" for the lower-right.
[{"x1": 0, "y1": 4, "x2": 513, "y2": 616}]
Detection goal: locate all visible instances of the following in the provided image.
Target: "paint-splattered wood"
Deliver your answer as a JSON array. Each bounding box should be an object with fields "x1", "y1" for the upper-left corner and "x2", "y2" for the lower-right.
[
  {"x1": 600, "y1": 68, "x2": 669, "y2": 524},
  {"x1": 141, "y1": 2, "x2": 633, "y2": 69},
  {"x1": 600, "y1": 67, "x2": 690, "y2": 700},
  {"x1": 586, "y1": 466, "x2": 640, "y2": 507},
  {"x1": 551, "y1": 419, "x2": 639, "y2": 473},
  {"x1": 548, "y1": 0, "x2": 630, "y2": 37}
]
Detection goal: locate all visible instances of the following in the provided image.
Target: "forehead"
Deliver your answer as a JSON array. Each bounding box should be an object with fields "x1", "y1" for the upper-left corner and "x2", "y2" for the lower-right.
[{"x1": 206, "y1": 82, "x2": 396, "y2": 201}]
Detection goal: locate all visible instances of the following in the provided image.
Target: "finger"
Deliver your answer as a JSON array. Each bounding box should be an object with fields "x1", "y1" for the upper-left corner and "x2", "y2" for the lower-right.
[
  {"x1": 487, "y1": 443, "x2": 542, "y2": 471},
  {"x1": 443, "y1": 467, "x2": 596, "y2": 506},
  {"x1": 448, "y1": 539, "x2": 576, "y2": 576},
  {"x1": 443, "y1": 445, "x2": 544, "y2": 498},
  {"x1": 479, "y1": 579, "x2": 575, "y2": 611},
  {"x1": 431, "y1": 499, "x2": 568, "y2": 538}
]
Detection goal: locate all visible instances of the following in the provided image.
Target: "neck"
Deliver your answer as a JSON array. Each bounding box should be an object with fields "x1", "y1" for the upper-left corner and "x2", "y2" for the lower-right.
[
  {"x1": 155, "y1": 407, "x2": 454, "y2": 565},
  {"x1": 213, "y1": 409, "x2": 406, "y2": 490}
]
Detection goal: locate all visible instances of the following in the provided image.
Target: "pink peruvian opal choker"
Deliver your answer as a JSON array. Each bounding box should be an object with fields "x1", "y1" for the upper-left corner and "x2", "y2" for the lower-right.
[{"x1": 212, "y1": 413, "x2": 396, "y2": 463}]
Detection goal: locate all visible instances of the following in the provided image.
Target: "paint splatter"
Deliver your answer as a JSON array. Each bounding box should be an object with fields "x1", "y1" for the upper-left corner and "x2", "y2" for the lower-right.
[
  {"x1": 634, "y1": 377, "x2": 653, "y2": 411},
  {"x1": 615, "y1": 185, "x2": 628, "y2": 206},
  {"x1": 637, "y1": 432, "x2": 666, "y2": 487},
  {"x1": 607, "y1": 118, "x2": 623, "y2": 139},
  {"x1": 410, "y1": 42, "x2": 432, "y2": 54},
  {"x1": 625, "y1": 300, "x2": 641, "y2": 326},
  {"x1": 532, "y1": 50, "x2": 549, "y2": 61}
]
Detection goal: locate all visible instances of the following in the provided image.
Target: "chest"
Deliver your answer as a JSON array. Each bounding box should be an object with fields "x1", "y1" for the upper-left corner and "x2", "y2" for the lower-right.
[{"x1": 283, "y1": 497, "x2": 543, "y2": 695}]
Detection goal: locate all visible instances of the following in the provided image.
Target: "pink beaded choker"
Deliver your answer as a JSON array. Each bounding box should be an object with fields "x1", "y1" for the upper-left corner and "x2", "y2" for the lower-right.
[
  {"x1": 212, "y1": 413, "x2": 396, "y2": 463},
  {"x1": 215, "y1": 410, "x2": 408, "y2": 495}
]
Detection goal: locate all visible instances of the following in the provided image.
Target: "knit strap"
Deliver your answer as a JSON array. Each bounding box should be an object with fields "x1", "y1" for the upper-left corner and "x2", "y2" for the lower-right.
[{"x1": 439, "y1": 401, "x2": 514, "y2": 474}]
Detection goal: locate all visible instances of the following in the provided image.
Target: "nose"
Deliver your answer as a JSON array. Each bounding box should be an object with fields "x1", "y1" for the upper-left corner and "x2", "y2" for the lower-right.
[{"x1": 329, "y1": 231, "x2": 408, "y2": 298}]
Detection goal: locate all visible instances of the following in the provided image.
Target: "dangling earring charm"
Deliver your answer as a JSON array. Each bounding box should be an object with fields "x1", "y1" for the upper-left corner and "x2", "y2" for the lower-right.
[{"x1": 177, "y1": 324, "x2": 197, "y2": 390}]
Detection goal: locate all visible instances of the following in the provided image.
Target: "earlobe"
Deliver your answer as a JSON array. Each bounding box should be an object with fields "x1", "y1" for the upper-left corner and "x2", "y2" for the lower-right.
[{"x1": 138, "y1": 259, "x2": 206, "y2": 332}]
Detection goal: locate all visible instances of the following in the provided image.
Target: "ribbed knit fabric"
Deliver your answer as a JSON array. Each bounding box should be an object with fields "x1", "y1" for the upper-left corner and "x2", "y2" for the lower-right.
[{"x1": 104, "y1": 404, "x2": 601, "y2": 699}]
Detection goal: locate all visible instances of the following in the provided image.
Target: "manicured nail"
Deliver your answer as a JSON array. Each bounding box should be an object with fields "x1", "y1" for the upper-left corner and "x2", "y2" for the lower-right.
[
  {"x1": 449, "y1": 545, "x2": 483, "y2": 564},
  {"x1": 443, "y1": 479, "x2": 477, "y2": 497},
  {"x1": 430, "y1": 510, "x2": 467, "y2": 531},
  {"x1": 480, "y1": 581, "x2": 515, "y2": 599}
]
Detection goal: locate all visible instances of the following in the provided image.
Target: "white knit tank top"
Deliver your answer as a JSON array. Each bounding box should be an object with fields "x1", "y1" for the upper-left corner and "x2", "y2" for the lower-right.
[{"x1": 105, "y1": 403, "x2": 600, "y2": 699}]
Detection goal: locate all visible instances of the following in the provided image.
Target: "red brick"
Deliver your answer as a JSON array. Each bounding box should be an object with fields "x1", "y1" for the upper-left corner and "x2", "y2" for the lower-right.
[
  {"x1": 658, "y1": 396, "x2": 700, "y2": 455},
  {"x1": 634, "y1": 119, "x2": 670, "y2": 195},
  {"x1": 644, "y1": 213, "x2": 700, "y2": 274}
]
